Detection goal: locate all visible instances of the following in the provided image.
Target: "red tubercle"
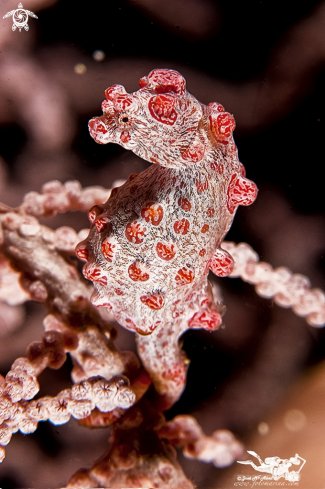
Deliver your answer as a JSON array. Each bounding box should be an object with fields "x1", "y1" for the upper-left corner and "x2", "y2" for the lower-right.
[
  {"x1": 209, "y1": 111, "x2": 235, "y2": 145},
  {"x1": 88, "y1": 205, "x2": 103, "y2": 224},
  {"x1": 113, "y1": 94, "x2": 134, "y2": 111},
  {"x1": 178, "y1": 197, "x2": 191, "y2": 212},
  {"x1": 83, "y1": 267, "x2": 107, "y2": 286},
  {"x1": 227, "y1": 174, "x2": 258, "y2": 214},
  {"x1": 101, "y1": 99, "x2": 113, "y2": 113},
  {"x1": 142, "y1": 69, "x2": 186, "y2": 95},
  {"x1": 128, "y1": 262, "x2": 149, "y2": 282},
  {"x1": 208, "y1": 102, "x2": 225, "y2": 113},
  {"x1": 175, "y1": 267, "x2": 195, "y2": 286},
  {"x1": 141, "y1": 202, "x2": 164, "y2": 226},
  {"x1": 89, "y1": 119, "x2": 107, "y2": 135},
  {"x1": 104, "y1": 84, "x2": 126, "y2": 101},
  {"x1": 207, "y1": 207, "x2": 215, "y2": 217},
  {"x1": 199, "y1": 248, "x2": 206, "y2": 257},
  {"x1": 201, "y1": 224, "x2": 209, "y2": 233},
  {"x1": 209, "y1": 248, "x2": 234, "y2": 277},
  {"x1": 101, "y1": 239, "x2": 115, "y2": 262},
  {"x1": 174, "y1": 218, "x2": 190, "y2": 235},
  {"x1": 156, "y1": 242, "x2": 176, "y2": 261},
  {"x1": 75, "y1": 243, "x2": 89, "y2": 261},
  {"x1": 188, "y1": 309, "x2": 222, "y2": 331},
  {"x1": 125, "y1": 221, "x2": 146, "y2": 244},
  {"x1": 139, "y1": 76, "x2": 148, "y2": 89},
  {"x1": 140, "y1": 293, "x2": 164, "y2": 310}
]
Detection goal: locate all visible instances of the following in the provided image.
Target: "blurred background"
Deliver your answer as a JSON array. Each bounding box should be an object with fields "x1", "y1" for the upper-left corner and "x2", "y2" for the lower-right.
[{"x1": 0, "y1": 0, "x2": 325, "y2": 487}]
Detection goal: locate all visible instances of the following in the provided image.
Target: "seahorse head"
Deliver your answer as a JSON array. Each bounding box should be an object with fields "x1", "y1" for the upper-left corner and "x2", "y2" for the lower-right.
[{"x1": 88, "y1": 69, "x2": 214, "y2": 169}]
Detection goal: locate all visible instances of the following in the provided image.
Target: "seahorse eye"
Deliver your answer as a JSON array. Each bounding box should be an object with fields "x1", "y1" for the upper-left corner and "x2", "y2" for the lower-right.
[{"x1": 122, "y1": 117, "x2": 129, "y2": 123}]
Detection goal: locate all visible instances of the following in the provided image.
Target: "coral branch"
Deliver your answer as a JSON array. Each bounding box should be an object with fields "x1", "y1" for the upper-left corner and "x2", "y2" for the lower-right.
[
  {"x1": 223, "y1": 241, "x2": 325, "y2": 327},
  {"x1": 21, "y1": 180, "x2": 112, "y2": 218},
  {"x1": 158, "y1": 415, "x2": 243, "y2": 468}
]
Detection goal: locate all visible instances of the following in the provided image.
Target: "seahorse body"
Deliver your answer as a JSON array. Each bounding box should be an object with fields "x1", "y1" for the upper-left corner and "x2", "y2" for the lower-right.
[{"x1": 76, "y1": 69, "x2": 257, "y2": 402}]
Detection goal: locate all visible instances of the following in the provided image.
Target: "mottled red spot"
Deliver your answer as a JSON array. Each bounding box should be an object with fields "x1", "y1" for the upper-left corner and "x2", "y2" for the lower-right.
[
  {"x1": 129, "y1": 173, "x2": 139, "y2": 181},
  {"x1": 172, "y1": 177, "x2": 177, "y2": 184},
  {"x1": 144, "y1": 69, "x2": 186, "y2": 95},
  {"x1": 178, "y1": 197, "x2": 191, "y2": 212},
  {"x1": 104, "y1": 84, "x2": 126, "y2": 100},
  {"x1": 210, "y1": 112, "x2": 236, "y2": 145},
  {"x1": 113, "y1": 94, "x2": 134, "y2": 111},
  {"x1": 196, "y1": 179, "x2": 208, "y2": 193},
  {"x1": 201, "y1": 298, "x2": 210, "y2": 307},
  {"x1": 199, "y1": 248, "x2": 206, "y2": 257},
  {"x1": 128, "y1": 262, "x2": 149, "y2": 281},
  {"x1": 210, "y1": 162, "x2": 224, "y2": 174},
  {"x1": 84, "y1": 268, "x2": 107, "y2": 286},
  {"x1": 101, "y1": 239, "x2": 115, "y2": 262},
  {"x1": 209, "y1": 248, "x2": 234, "y2": 277},
  {"x1": 95, "y1": 217, "x2": 109, "y2": 233},
  {"x1": 141, "y1": 202, "x2": 164, "y2": 226},
  {"x1": 115, "y1": 288, "x2": 124, "y2": 295},
  {"x1": 94, "y1": 122, "x2": 107, "y2": 134},
  {"x1": 180, "y1": 181, "x2": 186, "y2": 188},
  {"x1": 88, "y1": 118, "x2": 108, "y2": 144},
  {"x1": 156, "y1": 242, "x2": 176, "y2": 261},
  {"x1": 207, "y1": 207, "x2": 215, "y2": 217},
  {"x1": 227, "y1": 174, "x2": 258, "y2": 214},
  {"x1": 125, "y1": 221, "x2": 146, "y2": 244},
  {"x1": 208, "y1": 102, "x2": 225, "y2": 113},
  {"x1": 140, "y1": 293, "x2": 164, "y2": 310},
  {"x1": 181, "y1": 141, "x2": 205, "y2": 163},
  {"x1": 149, "y1": 95, "x2": 177, "y2": 125},
  {"x1": 174, "y1": 219, "x2": 190, "y2": 235},
  {"x1": 201, "y1": 224, "x2": 209, "y2": 233},
  {"x1": 88, "y1": 205, "x2": 103, "y2": 224},
  {"x1": 188, "y1": 309, "x2": 222, "y2": 331},
  {"x1": 120, "y1": 131, "x2": 131, "y2": 143},
  {"x1": 75, "y1": 244, "x2": 88, "y2": 261},
  {"x1": 175, "y1": 267, "x2": 195, "y2": 286},
  {"x1": 101, "y1": 99, "x2": 113, "y2": 113}
]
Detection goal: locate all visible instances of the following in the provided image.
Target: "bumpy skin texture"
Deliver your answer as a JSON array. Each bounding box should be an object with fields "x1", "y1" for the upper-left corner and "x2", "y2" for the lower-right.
[{"x1": 77, "y1": 69, "x2": 257, "y2": 403}]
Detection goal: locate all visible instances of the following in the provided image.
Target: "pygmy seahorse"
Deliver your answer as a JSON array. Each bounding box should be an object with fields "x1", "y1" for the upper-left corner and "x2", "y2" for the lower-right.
[{"x1": 76, "y1": 69, "x2": 257, "y2": 403}]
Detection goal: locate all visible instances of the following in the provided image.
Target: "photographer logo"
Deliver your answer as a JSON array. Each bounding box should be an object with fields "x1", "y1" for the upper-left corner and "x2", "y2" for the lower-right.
[
  {"x1": 235, "y1": 450, "x2": 306, "y2": 487},
  {"x1": 3, "y1": 3, "x2": 38, "y2": 32}
]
